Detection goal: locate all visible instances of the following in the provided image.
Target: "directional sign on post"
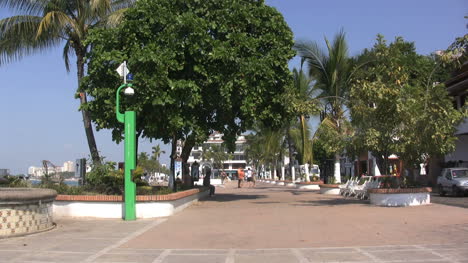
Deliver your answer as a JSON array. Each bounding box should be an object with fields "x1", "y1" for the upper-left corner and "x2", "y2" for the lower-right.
[{"x1": 116, "y1": 61, "x2": 129, "y2": 83}]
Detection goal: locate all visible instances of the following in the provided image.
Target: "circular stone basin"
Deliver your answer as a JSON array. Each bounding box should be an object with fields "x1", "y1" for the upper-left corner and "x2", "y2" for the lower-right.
[{"x1": 0, "y1": 188, "x2": 57, "y2": 237}]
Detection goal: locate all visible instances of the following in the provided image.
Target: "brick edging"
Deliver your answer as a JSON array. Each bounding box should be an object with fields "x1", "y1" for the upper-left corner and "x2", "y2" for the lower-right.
[
  {"x1": 55, "y1": 187, "x2": 209, "y2": 202},
  {"x1": 368, "y1": 187, "x2": 432, "y2": 194}
]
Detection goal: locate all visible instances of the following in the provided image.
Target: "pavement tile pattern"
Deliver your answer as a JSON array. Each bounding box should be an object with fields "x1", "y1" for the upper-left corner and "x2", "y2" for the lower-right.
[{"x1": 0, "y1": 182, "x2": 467, "y2": 262}]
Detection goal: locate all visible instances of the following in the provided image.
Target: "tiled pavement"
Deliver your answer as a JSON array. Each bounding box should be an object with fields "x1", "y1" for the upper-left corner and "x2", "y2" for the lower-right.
[{"x1": 1, "y1": 182, "x2": 467, "y2": 262}]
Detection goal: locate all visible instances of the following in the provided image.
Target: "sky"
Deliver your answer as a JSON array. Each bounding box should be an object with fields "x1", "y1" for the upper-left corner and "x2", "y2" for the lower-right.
[{"x1": 0, "y1": 0, "x2": 467, "y2": 175}]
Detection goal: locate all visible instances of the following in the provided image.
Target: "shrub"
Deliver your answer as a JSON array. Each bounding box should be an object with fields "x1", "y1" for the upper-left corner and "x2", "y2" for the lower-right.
[{"x1": 0, "y1": 176, "x2": 31, "y2": 188}]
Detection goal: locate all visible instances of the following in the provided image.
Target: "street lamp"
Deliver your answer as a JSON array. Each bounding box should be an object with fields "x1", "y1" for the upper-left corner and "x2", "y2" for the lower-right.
[{"x1": 116, "y1": 83, "x2": 136, "y2": 221}]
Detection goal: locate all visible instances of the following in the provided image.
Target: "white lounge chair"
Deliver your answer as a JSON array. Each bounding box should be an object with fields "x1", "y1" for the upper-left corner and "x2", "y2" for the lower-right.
[{"x1": 355, "y1": 177, "x2": 380, "y2": 200}]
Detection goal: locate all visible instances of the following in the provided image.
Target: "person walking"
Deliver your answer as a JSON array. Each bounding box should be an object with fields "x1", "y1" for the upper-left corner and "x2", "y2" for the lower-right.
[
  {"x1": 220, "y1": 170, "x2": 227, "y2": 185},
  {"x1": 237, "y1": 167, "x2": 245, "y2": 188},
  {"x1": 246, "y1": 167, "x2": 255, "y2": 187}
]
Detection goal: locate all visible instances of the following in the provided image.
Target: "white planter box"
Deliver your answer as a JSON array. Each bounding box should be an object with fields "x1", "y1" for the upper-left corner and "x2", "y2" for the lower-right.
[
  {"x1": 54, "y1": 191, "x2": 209, "y2": 219},
  {"x1": 370, "y1": 192, "x2": 430, "y2": 207}
]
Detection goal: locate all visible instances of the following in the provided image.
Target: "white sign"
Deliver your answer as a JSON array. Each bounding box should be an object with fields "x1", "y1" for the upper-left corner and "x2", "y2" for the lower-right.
[{"x1": 116, "y1": 61, "x2": 129, "y2": 83}]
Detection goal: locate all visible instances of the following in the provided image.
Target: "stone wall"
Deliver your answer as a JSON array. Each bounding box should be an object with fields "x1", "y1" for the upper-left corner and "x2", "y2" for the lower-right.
[
  {"x1": 0, "y1": 201, "x2": 54, "y2": 237},
  {"x1": 0, "y1": 188, "x2": 57, "y2": 238}
]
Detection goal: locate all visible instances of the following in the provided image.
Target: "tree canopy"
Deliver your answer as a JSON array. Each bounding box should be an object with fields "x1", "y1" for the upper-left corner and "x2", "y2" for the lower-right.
[
  {"x1": 350, "y1": 35, "x2": 465, "y2": 174},
  {"x1": 81, "y1": 0, "x2": 295, "y2": 154}
]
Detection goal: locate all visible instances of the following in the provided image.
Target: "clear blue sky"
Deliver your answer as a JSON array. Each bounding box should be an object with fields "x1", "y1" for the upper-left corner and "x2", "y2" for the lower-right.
[{"x1": 0, "y1": 0, "x2": 466, "y2": 174}]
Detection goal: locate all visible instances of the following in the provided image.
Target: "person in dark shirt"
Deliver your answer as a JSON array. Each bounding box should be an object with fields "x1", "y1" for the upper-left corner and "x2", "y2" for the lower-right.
[{"x1": 203, "y1": 167, "x2": 215, "y2": 197}]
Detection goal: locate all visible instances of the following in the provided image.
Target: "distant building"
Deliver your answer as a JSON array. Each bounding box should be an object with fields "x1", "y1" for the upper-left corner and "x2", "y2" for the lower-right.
[
  {"x1": 28, "y1": 160, "x2": 75, "y2": 177},
  {"x1": 62, "y1": 161, "x2": 75, "y2": 172},
  {"x1": 0, "y1": 169, "x2": 10, "y2": 176},
  {"x1": 178, "y1": 133, "x2": 248, "y2": 178}
]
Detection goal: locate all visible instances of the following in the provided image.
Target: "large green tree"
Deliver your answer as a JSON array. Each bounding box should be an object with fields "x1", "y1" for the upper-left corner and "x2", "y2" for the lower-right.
[
  {"x1": 81, "y1": 0, "x2": 295, "y2": 183},
  {"x1": 294, "y1": 30, "x2": 356, "y2": 183},
  {"x1": 0, "y1": 0, "x2": 135, "y2": 165},
  {"x1": 350, "y1": 35, "x2": 464, "y2": 175}
]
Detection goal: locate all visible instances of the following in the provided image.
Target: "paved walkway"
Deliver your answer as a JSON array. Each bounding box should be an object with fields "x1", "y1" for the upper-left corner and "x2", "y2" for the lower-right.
[{"x1": 1, "y1": 182, "x2": 468, "y2": 262}]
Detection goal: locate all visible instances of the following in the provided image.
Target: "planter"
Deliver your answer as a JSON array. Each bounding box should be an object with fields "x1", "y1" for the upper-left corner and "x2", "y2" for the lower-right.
[
  {"x1": 319, "y1": 184, "x2": 341, "y2": 195},
  {"x1": 369, "y1": 188, "x2": 432, "y2": 207},
  {"x1": 54, "y1": 188, "x2": 209, "y2": 219},
  {"x1": 0, "y1": 188, "x2": 57, "y2": 238},
  {"x1": 295, "y1": 181, "x2": 323, "y2": 190}
]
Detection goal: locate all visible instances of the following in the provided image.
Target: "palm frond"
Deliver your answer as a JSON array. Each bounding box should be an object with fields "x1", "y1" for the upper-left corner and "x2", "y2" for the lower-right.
[
  {"x1": 294, "y1": 40, "x2": 329, "y2": 85},
  {"x1": 37, "y1": 11, "x2": 78, "y2": 39},
  {"x1": 104, "y1": 8, "x2": 128, "y2": 27},
  {"x1": 0, "y1": 0, "x2": 48, "y2": 16},
  {"x1": 0, "y1": 15, "x2": 61, "y2": 65},
  {"x1": 62, "y1": 39, "x2": 73, "y2": 72}
]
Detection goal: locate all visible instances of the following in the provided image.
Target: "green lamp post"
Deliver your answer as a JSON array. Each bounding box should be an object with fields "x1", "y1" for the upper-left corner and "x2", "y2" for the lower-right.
[{"x1": 116, "y1": 83, "x2": 136, "y2": 221}]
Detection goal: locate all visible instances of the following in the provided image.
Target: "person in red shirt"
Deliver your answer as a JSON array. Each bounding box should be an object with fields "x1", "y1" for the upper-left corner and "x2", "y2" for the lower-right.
[{"x1": 237, "y1": 168, "x2": 245, "y2": 188}]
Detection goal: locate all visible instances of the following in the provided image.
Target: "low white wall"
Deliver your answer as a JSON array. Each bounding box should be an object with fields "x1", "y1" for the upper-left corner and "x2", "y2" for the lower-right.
[
  {"x1": 276, "y1": 181, "x2": 285, "y2": 186},
  {"x1": 296, "y1": 184, "x2": 320, "y2": 190},
  {"x1": 370, "y1": 192, "x2": 430, "y2": 207},
  {"x1": 54, "y1": 191, "x2": 209, "y2": 219},
  {"x1": 320, "y1": 188, "x2": 340, "y2": 195},
  {"x1": 286, "y1": 183, "x2": 296, "y2": 187}
]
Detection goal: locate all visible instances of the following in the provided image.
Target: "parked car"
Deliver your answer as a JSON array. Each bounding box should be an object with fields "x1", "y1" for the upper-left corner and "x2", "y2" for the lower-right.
[{"x1": 437, "y1": 168, "x2": 468, "y2": 196}]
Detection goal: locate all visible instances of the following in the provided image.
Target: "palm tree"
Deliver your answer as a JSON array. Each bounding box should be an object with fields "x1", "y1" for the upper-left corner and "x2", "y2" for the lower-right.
[
  {"x1": 151, "y1": 144, "x2": 165, "y2": 176},
  {"x1": 290, "y1": 61, "x2": 322, "y2": 181},
  {"x1": 245, "y1": 124, "x2": 286, "y2": 180},
  {"x1": 295, "y1": 30, "x2": 355, "y2": 183},
  {"x1": 0, "y1": 0, "x2": 134, "y2": 165}
]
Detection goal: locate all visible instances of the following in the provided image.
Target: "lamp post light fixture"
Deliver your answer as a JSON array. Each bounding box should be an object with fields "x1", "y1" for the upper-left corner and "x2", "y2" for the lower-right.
[{"x1": 116, "y1": 83, "x2": 137, "y2": 221}]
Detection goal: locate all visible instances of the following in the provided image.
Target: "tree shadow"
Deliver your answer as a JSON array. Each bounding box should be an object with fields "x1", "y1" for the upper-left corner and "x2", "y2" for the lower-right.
[
  {"x1": 250, "y1": 201, "x2": 281, "y2": 204},
  {"x1": 201, "y1": 194, "x2": 268, "y2": 202},
  {"x1": 292, "y1": 198, "x2": 370, "y2": 207}
]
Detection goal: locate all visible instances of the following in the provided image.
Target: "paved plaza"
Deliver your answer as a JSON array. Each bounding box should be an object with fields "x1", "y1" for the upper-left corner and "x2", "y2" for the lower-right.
[{"x1": 1, "y1": 182, "x2": 467, "y2": 262}]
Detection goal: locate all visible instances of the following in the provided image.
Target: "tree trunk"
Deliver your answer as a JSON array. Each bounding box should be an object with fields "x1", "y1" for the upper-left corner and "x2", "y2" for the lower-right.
[
  {"x1": 180, "y1": 134, "x2": 195, "y2": 188},
  {"x1": 334, "y1": 153, "x2": 341, "y2": 183},
  {"x1": 169, "y1": 134, "x2": 177, "y2": 191},
  {"x1": 287, "y1": 124, "x2": 295, "y2": 180},
  {"x1": 76, "y1": 53, "x2": 101, "y2": 165},
  {"x1": 300, "y1": 115, "x2": 310, "y2": 182}
]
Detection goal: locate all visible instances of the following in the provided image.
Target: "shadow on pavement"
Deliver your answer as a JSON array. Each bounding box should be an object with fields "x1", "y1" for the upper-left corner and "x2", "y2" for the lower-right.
[
  {"x1": 293, "y1": 198, "x2": 369, "y2": 207},
  {"x1": 250, "y1": 201, "x2": 281, "y2": 204},
  {"x1": 201, "y1": 194, "x2": 268, "y2": 202},
  {"x1": 430, "y1": 193, "x2": 468, "y2": 209}
]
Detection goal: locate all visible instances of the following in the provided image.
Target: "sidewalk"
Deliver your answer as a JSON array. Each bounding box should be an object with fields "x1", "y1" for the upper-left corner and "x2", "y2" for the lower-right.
[{"x1": 1, "y1": 181, "x2": 467, "y2": 262}]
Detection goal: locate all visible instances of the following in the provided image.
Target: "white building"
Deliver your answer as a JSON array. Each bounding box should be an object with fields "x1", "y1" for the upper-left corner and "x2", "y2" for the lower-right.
[
  {"x1": 62, "y1": 161, "x2": 75, "y2": 172},
  {"x1": 28, "y1": 160, "x2": 75, "y2": 177},
  {"x1": 179, "y1": 132, "x2": 248, "y2": 178}
]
